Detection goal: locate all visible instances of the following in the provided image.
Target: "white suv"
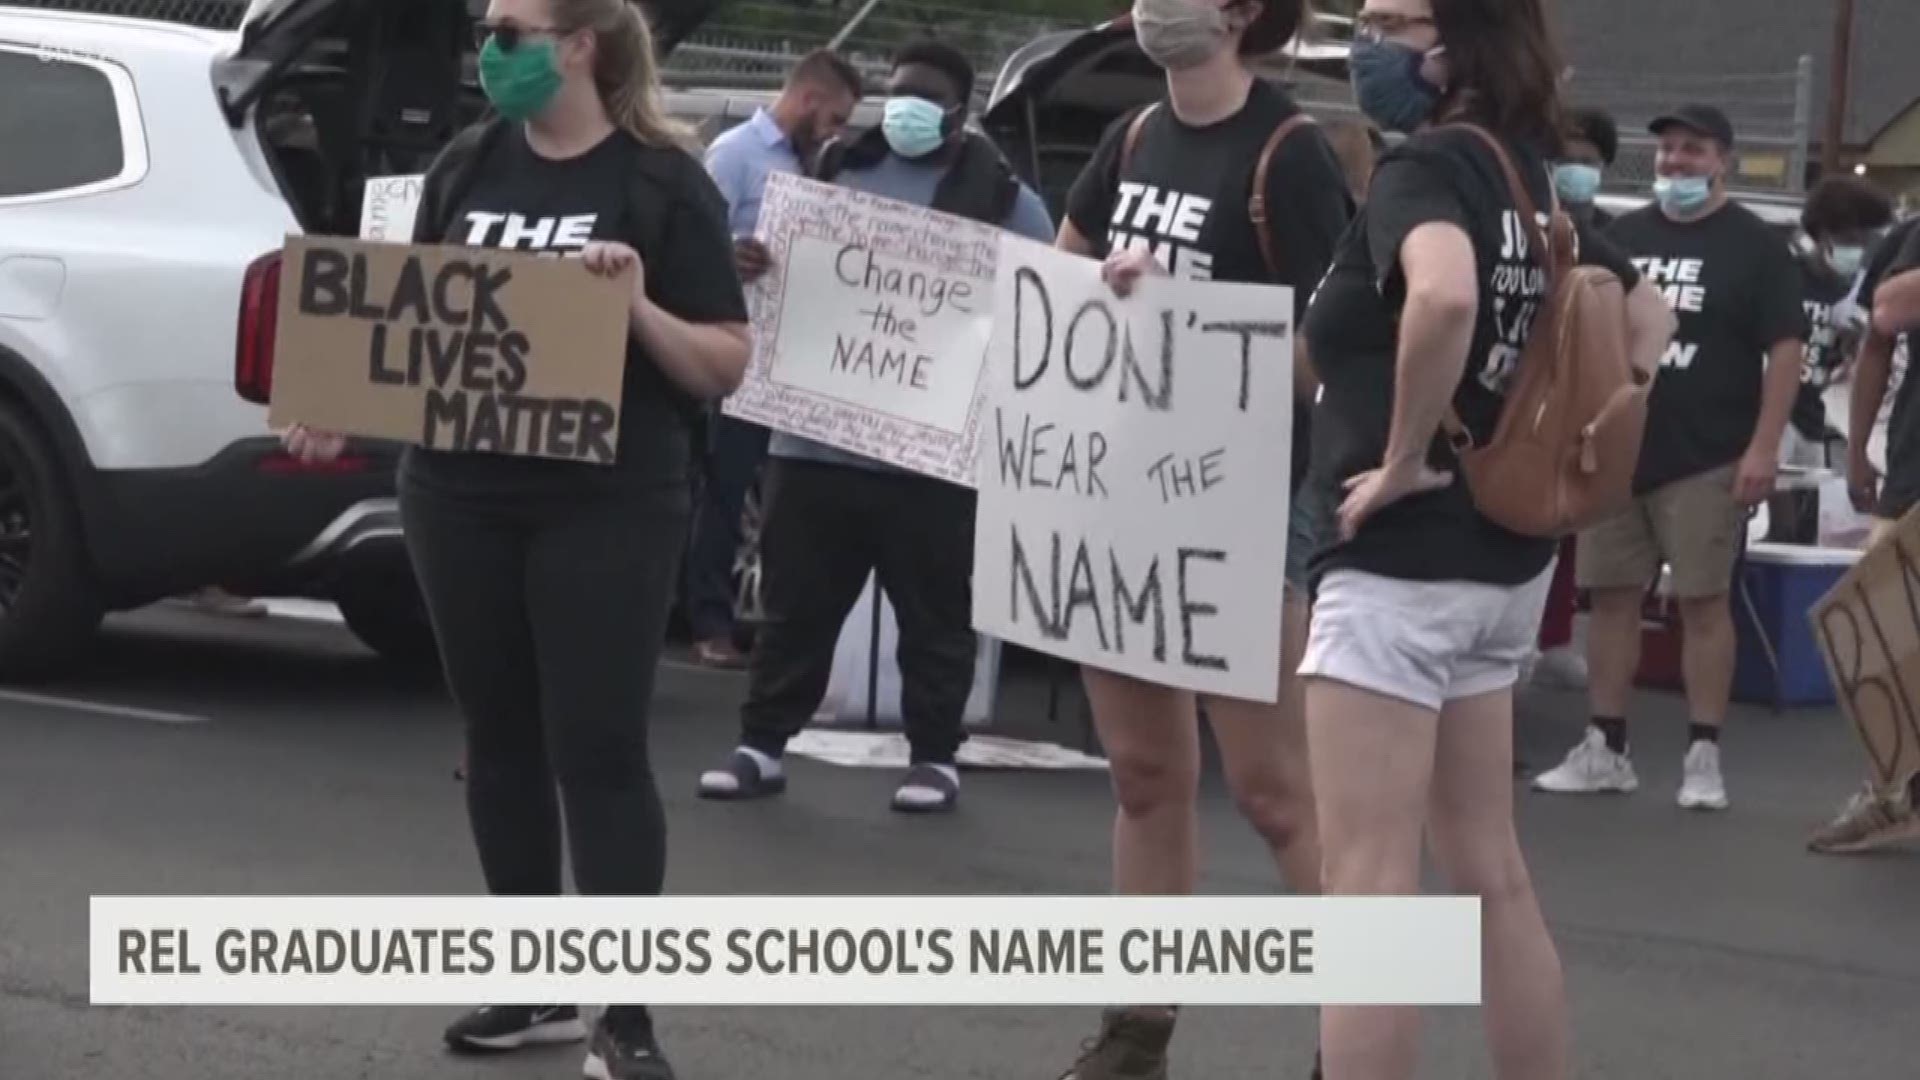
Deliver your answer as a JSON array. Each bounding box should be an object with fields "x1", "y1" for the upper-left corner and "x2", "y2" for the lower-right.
[{"x1": 0, "y1": 0, "x2": 536, "y2": 675}]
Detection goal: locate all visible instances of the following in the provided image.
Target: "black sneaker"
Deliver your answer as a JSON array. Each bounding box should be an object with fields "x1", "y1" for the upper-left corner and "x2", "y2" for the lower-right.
[
  {"x1": 443, "y1": 1004, "x2": 587, "y2": 1053},
  {"x1": 582, "y1": 1014, "x2": 676, "y2": 1080},
  {"x1": 1059, "y1": 1007, "x2": 1174, "y2": 1079}
]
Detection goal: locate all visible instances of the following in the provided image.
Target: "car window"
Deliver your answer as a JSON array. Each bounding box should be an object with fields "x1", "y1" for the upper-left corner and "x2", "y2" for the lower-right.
[{"x1": 0, "y1": 49, "x2": 127, "y2": 199}]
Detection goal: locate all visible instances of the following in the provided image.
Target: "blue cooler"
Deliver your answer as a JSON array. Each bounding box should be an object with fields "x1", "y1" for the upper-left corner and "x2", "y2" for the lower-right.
[{"x1": 1732, "y1": 542, "x2": 1860, "y2": 706}]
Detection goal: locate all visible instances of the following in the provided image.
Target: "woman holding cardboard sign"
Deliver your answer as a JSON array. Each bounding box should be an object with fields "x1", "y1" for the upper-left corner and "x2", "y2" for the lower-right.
[
  {"x1": 1049, "y1": 0, "x2": 1352, "y2": 1076},
  {"x1": 285, "y1": 0, "x2": 748, "y2": 1077}
]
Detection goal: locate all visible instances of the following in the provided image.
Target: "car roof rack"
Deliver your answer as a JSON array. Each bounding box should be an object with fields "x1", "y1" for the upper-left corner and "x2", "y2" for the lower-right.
[{"x1": 2, "y1": 0, "x2": 246, "y2": 32}]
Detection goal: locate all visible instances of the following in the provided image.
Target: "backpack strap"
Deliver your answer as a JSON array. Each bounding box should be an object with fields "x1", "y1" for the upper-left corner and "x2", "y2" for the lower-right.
[
  {"x1": 1436, "y1": 123, "x2": 1567, "y2": 452},
  {"x1": 1249, "y1": 113, "x2": 1317, "y2": 280},
  {"x1": 1122, "y1": 103, "x2": 1315, "y2": 281},
  {"x1": 1451, "y1": 123, "x2": 1572, "y2": 279},
  {"x1": 1119, "y1": 102, "x2": 1159, "y2": 174}
]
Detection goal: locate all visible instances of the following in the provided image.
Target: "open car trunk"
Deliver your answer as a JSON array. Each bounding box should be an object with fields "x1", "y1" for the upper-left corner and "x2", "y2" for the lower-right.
[
  {"x1": 981, "y1": 15, "x2": 1354, "y2": 220},
  {"x1": 216, "y1": 0, "x2": 719, "y2": 237}
]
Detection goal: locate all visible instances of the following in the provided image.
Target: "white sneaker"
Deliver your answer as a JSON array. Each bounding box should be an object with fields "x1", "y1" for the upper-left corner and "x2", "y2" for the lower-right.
[
  {"x1": 1532, "y1": 727, "x2": 1638, "y2": 794},
  {"x1": 1677, "y1": 740, "x2": 1729, "y2": 811}
]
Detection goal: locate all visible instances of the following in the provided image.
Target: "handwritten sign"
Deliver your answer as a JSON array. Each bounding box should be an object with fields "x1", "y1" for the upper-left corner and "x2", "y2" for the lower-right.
[
  {"x1": 268, "y1": 235, "x2": 632, "y2": 464},
  {"x1": 971, "y1": 238, "x2": 1294, "y2": 702},
  {"x1": 1811, "y1": 506, "x2": 1920, "y2": 790},
  {"x1": 360, "y1": 175, "x2": 424, "y2": 243},
  {"x1": 725, "y1": 172, "x2": 999, "y2": 485}
]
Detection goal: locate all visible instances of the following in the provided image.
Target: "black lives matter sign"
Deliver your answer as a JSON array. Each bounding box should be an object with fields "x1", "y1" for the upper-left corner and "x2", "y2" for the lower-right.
[{"x1": 268, "y1": 236, "x2": 631, "y2": 464}]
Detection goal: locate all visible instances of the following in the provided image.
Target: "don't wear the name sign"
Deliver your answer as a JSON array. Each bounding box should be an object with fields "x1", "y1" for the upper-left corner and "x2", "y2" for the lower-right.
[
  {"x1": 972, "y1": 238, "x2": 1294, "y2": 703},
  {"x1": 726, "y1": 172, "x2": 999, "y2": 485},
  {"x1": 268, "y1": 236, "x2": 632, "y2": 464}
]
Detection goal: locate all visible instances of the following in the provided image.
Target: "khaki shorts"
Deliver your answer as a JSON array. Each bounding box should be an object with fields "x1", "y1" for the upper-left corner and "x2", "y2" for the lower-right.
[{"x1": 1576, "y1": 465, "x2": 1747, "y2": 600}]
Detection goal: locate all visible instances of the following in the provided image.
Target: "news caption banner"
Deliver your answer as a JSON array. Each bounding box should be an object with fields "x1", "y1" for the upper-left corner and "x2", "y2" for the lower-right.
[
  {"x1": 1811, "y1": 503, "x2": 1920, "y2": 791},
  {"x1": 92, "y1": 896, "x2": 1478, "y2": 1007},
  {"x1": 972, "y1": 237, "x2": 1294, "y2": 703},
  {"x1": 268, "y1": 235, "x2": 632, "y2": 465},
  {"x1": 724, "y1": 172, "x2": 998, "y2": 486}
]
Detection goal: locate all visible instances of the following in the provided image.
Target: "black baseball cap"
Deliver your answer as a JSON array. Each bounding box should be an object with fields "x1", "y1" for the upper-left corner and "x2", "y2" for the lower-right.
[{"x1": 1649, "y1": 105, "x2": 1736, "y2": 148}]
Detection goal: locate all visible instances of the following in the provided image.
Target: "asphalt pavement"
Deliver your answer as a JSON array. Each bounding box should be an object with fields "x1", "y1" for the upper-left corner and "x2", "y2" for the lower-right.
[{"x1": 2, "y1": 604, "x2": 1918, "y2": 1079}]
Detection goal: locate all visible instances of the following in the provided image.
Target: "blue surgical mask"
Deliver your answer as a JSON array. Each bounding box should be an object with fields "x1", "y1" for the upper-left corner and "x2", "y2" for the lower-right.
[
  {"x1": 1554, "y1": 163, "x2": 1602, "y2": 206},
  {"x1": 1654, "y1": 175, "x2": 1714, "y2": 216},
  {"x1": 882, "y1": 96, "x2": 949, "y2": 159},
  {"x1": 1349, "y1": 38, "x2": 1441, "y2": 135},
  {"x1": 1828, "y1": 243, "x2": 1866, "y2": 278}
]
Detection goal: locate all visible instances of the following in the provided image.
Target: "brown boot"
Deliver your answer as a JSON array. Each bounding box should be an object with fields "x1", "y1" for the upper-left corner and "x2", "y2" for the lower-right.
[{"x1": 1059, "y1": 1008, "x2": 1174, "y2": 1080}]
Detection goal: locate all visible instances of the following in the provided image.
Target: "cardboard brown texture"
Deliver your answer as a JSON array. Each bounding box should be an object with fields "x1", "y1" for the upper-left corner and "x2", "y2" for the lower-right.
[
  {"x1": 268, "y1": 235, "x2": 633, "y2": 465},
  {"x1": 1810, "y1": 504, "x2": 1920, "y2": 790}
]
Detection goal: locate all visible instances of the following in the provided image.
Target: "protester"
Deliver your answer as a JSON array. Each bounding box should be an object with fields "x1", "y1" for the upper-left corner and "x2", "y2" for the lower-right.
[
  {"x1": 284, "y1": 0, "x2": 750, "y2": 1075},
  {"x1": 1766, "y1": 177, "x2": 1893, "y2": 542},
  {"x1": 1810, "y1": 214, "x2": 1920, "y2": 854},
  {"x1": 1521, "y1": 106, "x2": 1625, "y2": 699},
  {"x1": 1300, "y1": 1, "x2": 1671, "y2": 1076},
  {"x1": 1325, "y1": 116, "x2": 1385, "y2": 203},
  {"x1": 1048, "y1": 0, "x2": 1352, "y2": 1074},
  {"x1": 1555, "y1": 107, "x2": 1617, "y2": 229},
  {"x1": 696, "y1": 40, "x2": 1053, "y2": 814},
  {"x1": 684, "y1": 50, "x2": 863, "y2": 668},
  {"x1": 1536, "y1": 105, "x2": 1807, "y2": 813}
]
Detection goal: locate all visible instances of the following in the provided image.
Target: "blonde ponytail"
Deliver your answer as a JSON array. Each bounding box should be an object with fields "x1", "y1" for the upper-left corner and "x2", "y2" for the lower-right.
[{"x1": 552, "y1": 0, "x2": 699, "y2": 153}]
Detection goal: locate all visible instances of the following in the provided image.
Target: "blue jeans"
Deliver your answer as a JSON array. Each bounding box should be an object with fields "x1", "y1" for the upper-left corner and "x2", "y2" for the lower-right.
[{"x1": 684, "y1": 413, "x2": 770, "y2": 642}]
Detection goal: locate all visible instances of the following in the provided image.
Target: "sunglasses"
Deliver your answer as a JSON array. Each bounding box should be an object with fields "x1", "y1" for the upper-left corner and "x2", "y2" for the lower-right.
[{"x1": 473, "y1": 22, "x2": 564, "y2": 52}]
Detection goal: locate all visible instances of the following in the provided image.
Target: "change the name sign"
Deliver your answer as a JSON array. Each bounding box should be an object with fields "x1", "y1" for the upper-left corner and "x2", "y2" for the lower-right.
[
  {"x1": 1811, "y1": 506, "x2": 1920, "y2": 790},
  {"x1": 972, "y1": 238, "x2": 1294, "y2": 702},
  {"x1": 269, "y1": 236, "x2": 632, "y2": 465},
  {"x1": 725, "y1": 172, "x2": 999, "y2": 485}
]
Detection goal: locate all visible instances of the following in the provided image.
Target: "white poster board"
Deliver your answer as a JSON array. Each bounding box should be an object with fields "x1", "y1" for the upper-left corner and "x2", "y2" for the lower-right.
[
  {"x1": 971, "y1": 238, "x2": 1294, "y2": 703},
  {"x1": 725, "y1": 172, "x2": 999, "y2": 485},
  {"x1": 812, "y1": 575, "x2": 1000, "y2": 729},
  {"x1": 360, "y1": 175, "x2": 424, "y2": 243}
]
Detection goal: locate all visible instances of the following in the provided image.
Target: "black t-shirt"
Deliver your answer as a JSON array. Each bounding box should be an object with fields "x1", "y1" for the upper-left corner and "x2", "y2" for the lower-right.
[
  {"x1": 1607, "y1": 202, "x2": 1807, "y2": 492},
  {"x1": 1789, "y1": 252, "x2": 1854, "y2": 440},
  {"x1": 1861, "y1": 218, "x2": 1920, "y2": 512},
  {"x1": 1066, "y1": 81, "x2": 1352, "y2": 493},
  {"x1": 402, "y1": 125, "x2": 747, "y2": 497},
  {"x1": 1302, "y1": 124, "x2": 1641, "y2": 587}
]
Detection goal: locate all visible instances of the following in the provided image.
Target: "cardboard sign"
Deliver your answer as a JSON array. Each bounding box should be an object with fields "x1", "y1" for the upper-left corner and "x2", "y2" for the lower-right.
[
  {"x1": 1810, "y1": 505, "x2": 1920, "y2": 790},
  {"x1": 268, "y1": 235, "x2": 633, "y2": 464},
  {"x1": 971, "y1": 237, "x2": 1295, "y2": 703},
  {"x1": 725, "y1": 172, "x2": 999, "y2": 485},
  {"x1": 360, "y1": 175, "x2": 425, "y2": 243}
]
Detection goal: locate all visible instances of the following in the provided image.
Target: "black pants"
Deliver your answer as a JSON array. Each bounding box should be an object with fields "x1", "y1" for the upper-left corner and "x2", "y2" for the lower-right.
[
  {"x1": 740, "y1": 458, "x2": 978, "y2": 765},
  {"x1": 402, "y1": 477, "x2": 686, "y2": 960},
  {"x1": 684, "y1": 413, "x2": 770, "y2": 642}
]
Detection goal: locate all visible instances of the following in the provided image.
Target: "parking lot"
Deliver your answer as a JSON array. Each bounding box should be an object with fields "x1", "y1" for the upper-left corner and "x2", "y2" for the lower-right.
[{"x1": 0, "y1": 606, "x2": 1916, "y2": 1078}]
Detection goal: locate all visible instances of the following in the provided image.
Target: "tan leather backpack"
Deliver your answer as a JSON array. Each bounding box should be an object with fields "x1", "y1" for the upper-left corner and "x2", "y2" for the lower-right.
[{"x1": 1440, "y1": 125, "x2": 1651, "y2": 539}]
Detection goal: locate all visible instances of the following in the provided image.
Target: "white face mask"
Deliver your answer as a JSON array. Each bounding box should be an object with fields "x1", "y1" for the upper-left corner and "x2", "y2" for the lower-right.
[
  {"x1": 1132, "y1": 0, "x2": 1231, "y2": 71},
  {"x1": 1828, "y1": 243, "x2": 1866, "y2": 278}
]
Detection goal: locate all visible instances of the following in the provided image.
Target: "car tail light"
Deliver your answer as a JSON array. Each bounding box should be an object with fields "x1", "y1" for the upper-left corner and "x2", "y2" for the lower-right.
[{"x1": 235, "y1": 251, "x2": 281, "y2": 405}]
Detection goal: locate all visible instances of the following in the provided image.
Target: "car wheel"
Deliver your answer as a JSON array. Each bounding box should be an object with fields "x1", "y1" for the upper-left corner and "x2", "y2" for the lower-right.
[
  {"x1": 0, "y1": 402, "x2": 104, "y2": 679},
  {"x1": 336, "y1": 578, "x2": 438, "y2": 670}
]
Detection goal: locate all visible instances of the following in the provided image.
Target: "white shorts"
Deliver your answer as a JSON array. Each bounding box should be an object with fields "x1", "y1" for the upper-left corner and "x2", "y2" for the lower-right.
[{"x1": 1299, "y1": 565, "x2": 1555, "y2": 712}]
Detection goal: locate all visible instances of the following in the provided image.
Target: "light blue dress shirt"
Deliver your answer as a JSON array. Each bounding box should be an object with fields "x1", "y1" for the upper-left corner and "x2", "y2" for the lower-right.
[{"x1": 704, "y1": 107, "x2": 802, "y2": 237}]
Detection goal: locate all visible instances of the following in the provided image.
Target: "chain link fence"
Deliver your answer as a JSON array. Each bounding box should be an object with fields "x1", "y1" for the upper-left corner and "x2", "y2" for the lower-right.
[
  {"x1": 1564, "y1": 60, "x2": 1816, "y2": 197},
  {"x1": 665, "y1": 0, "x2": 1073, "y2": 101}
]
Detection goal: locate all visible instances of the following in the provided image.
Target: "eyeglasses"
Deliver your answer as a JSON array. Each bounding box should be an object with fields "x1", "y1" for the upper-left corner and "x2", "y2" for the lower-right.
[
  {"x1": 473, "y1": 22, "x2": 564, "y2": 52},
  {"x1": 1353, "y1": 11, "x2": 1436, "y2": 42}
]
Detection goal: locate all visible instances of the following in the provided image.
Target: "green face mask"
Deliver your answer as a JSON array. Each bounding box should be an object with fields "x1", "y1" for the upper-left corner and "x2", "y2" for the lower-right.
[{"x1": 479, "y1": 35, "x2": 564, "y2": 121}]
